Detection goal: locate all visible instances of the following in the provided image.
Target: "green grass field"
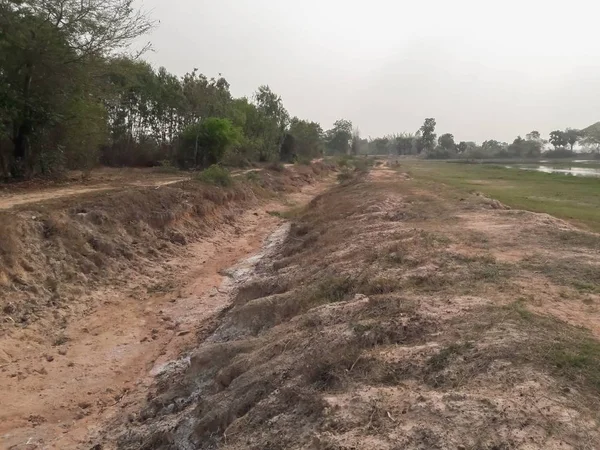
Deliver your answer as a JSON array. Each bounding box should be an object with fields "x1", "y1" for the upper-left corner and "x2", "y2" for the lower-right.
[{"x1": 401, "y1": 160, "x2": 600, "y2": 232}]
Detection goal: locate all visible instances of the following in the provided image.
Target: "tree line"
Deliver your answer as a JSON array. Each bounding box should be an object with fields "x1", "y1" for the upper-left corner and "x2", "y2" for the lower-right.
[
  {"x1": 364, "y1": 119, "x2": 600, "y2": 159},
  {"x1": 0, "y1": 1, "x2": 356, "y2": 180}
]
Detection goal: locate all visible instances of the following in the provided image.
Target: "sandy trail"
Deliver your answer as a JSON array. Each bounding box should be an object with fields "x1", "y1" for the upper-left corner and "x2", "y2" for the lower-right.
[
  {"x1": 0, "y1": 181, "x2": 328, "y2": 450},
  {"x1": 0, "y1": 178, "x2": 187, "y2": 210},
  {"x1": 0, "y1": 165, "x2": 294, "y2": 211}
]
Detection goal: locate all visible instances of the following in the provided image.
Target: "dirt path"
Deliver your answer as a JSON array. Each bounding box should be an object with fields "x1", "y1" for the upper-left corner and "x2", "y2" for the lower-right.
[
  {"x1": 0, "y1": 181, "x2": 328, "y2": 450},
  {"x1": 0, "y1": 164, "x2": 296, "y2": 211},
  {"x1": 0, "y1": 178, "x2": 187, "y2": 211}
]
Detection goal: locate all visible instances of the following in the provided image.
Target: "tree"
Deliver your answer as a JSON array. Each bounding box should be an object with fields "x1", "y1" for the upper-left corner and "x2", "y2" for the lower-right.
[
  {"x1": 564, "y1": 128, "x2": 582, "y2": 151},
  {"x1": 288, "y1": 118, "x2": 324, "y2": 160},
  {"x1": 526, "y1": 131, "x2": 541, "y2": 141},
  {"x1": 326, "y1": 119, "x2": 353, "y2": 155},
  {"x1": 438, "y1": 133, "x2": 456, "y2": 152},
  {"x1": 418, "y1": 118, "x2": 437, "y2": 153},
  {"x1": 0, "y1": 0, "x2": 153, "y2": 178},
  {"x1": 372, "y1": 137, "x2": 390, "y2": 155},
  {"x1": 182, "y1": 70, "x2": 232, "y2": 125},
  {"x1": 508, "y1": 136, "x2": 541, "y2": 158},
  {"x1": 279, "y1": 134, "x2": 296, "y2": 162},
  {"x1": 457, "y1": 141, "x2": 468, "y2": 154},
  {"x1": 180, "y1": 118, "x2": 240, "y2": 168},
  {"x1": 253, "y1": 86, "x2": 289, "y2": 161},
  {"x1": 481, "y1": 140, "x2": 505, "y2": 156},
  {"x1": 549, "y1": 130, "x2": 568, "y2": 149},
  {"x1": 395, "y1": 133, "x2": 415, "y2": 155}
]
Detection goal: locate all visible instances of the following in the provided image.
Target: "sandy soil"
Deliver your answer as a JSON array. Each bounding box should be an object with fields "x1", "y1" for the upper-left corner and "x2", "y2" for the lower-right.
[{"x1": 0, "y1": 180, "x2": 328, "y2": 449}]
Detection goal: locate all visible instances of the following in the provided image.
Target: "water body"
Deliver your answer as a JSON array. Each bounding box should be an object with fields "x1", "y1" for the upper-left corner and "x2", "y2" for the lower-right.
[{"x1": 506, "y1": 164, "x2": 600, "y2": 178}]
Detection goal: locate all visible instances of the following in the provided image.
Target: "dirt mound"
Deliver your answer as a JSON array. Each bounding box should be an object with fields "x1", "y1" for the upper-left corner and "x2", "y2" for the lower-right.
[{"x1": 107, "y1": 169, "x2": 600, "y2": 449}]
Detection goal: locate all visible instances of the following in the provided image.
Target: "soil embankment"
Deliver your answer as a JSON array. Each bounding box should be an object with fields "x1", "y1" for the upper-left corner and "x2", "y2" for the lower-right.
[{"x1": 0, "y1": 164, "x2": 332, "y2": 449}]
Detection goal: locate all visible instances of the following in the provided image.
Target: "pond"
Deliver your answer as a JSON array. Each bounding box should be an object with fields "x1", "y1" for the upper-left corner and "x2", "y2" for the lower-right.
[{"x1": 506, "y1": 164, "x2": 600, "y2": 178}]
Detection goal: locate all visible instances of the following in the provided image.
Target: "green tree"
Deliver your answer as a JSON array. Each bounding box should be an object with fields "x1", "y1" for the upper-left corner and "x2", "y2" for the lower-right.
[
  {"x1": 549, "y1": 130, "x2": 568, "y2": 149},
  {"x1": 372, "y1": 137, "x2": 390, "y2": 155},
  {"x1": 279, "y1": 133, "x2": 296, "y2": 162},
  {"x1": 508, "y1": 136, "x2": 541, "y2": 158},
  {"x1": 0, "y1": 0, "x2": 152, "y2": 178},
  {"x1": 481, "y1": 140, "x2": 505, "y2": 155},
  {"x1": 418, "y1": 118, "x2": 437, "y2": 153},
  {"x1": 438, "y1": 133, "x2": 456, "y2": 152},
  {"x1": 182, "y1": 70, "x2": 232, "y2": 124},
  {"x1": 326, "y1": 119, "x2": 353, "y2": 155},
  {"x1": 180, "y1": 118, "x2": 240, "y2": 168},
  {"x1": 253, "y1": 85, "x2": 289, "y2": 161},
  {"x1": 395, "y1": 133, "x2": 415, "y2": 155},
  {"x1": 564, "y1": 128, "x2": 582, "y2": 151},
  {"x1": 289, "y1": 118, "x2": 324, "y2": 159}
]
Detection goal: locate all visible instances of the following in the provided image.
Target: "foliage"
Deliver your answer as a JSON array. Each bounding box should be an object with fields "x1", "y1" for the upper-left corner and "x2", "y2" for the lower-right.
[
  {"x1": 337, "y1": 169, "x2": 355, "y2": 184},
  {"x1": 426, "y1": 146, "x2": 455, "y2": 159},
  {"x1": 542, "y1": 148, "x2": 576, "y2": 158},
  {"x1": 0, "y1": 3, "x2": 322, "y2": 180},
  {"x1": 279, "y1": 133, "x2": 296, "y2": 163},
  {"x1": 565, "y1": 128, "x2": 583, "y2": 151},
  {"x1": 419, "y1": 118, "x2": 437, "y2": 154},
  {"x1": 195, "y1": 165, "x2": 233, "y2": 187},
  {"x1": 371, "y1": 137, "x2": 390, "y2": 155},
  {"x1": 253, "y1": 86, "x2": 289, "y2": 161},
  {"x1": 438, "y1": 133, "x2": 456, "y2": 152},
  {"x1": 507, "y1": 136, "x2": 541, "y2": 158},
  {"x1": 0, "y1": 0, "x2": 153, "y2": 179},
  {"x1": 288, "y1": 118, "x2": 324, "y2": 160},
  {"x1": 153, "y1": 160, "x2": 179, "y2": 174},
  {"x1": 549, "y1": 130, "x2": 568, "y2": 149},
  {"x1": 481, "y1": 140, "x2": 505, "y2": 155},
  {"x1": 179, "y1": 118, "x2": 240, "y2": 168},
  {"x1": 395, "y1": 133, "x2": 416, "y2": 155},
  {"x1": 326, "y1": 119, "x2": 353, "y2": 155}
]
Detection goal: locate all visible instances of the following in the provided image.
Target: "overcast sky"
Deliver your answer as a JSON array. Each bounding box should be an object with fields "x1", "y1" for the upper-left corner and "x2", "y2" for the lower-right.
[{"x1": 137, "y1": 0, "x2": 600, "y2": 143}]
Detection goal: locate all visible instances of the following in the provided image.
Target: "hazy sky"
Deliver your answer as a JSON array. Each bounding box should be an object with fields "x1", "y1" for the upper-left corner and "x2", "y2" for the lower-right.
[{"x1": 137, "y1": 0, "x2": 600, "y2": 143}]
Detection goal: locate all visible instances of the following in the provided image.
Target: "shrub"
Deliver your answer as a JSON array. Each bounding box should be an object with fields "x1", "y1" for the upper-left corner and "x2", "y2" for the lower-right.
[
  {"x1": 296, "y1": 156, "x2": 312, "y2": 165},
  {"x1": 337, "y1": 155, "x2": 352, "y2": 167},
  {"x1": 352, "y1": 158, "x2": 372, "y2": 173},
  {"x1": 542, "y1": 148, "x2": 576, "y2": 159},
  {"x1": 337, "y1": 169, "x2": 354, "y2": 184},
  {"x1": 153, "y1": 160, "x2": 179, "y2": 174},
  {"x1": 195, "y1": 165, "x2": 233, "y2": 187},
  {"x1": 221, "y1": 149, "x2": 251, "y2": 168},
  {"x1": 179, "y1": 118, "x2": 241, "y2": 169},
  {"x1": 245, "y1": 170, "x2": 261, "y2": 182}
]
